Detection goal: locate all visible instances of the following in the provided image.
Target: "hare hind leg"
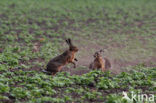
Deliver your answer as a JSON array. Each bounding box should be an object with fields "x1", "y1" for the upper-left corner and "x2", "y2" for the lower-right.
[
  {"x1": 51, "y1": 72, "x2": 56, "y2": 76},
  {"x1": 51, "y1": 67, "x2": 62, "y2": 76}
]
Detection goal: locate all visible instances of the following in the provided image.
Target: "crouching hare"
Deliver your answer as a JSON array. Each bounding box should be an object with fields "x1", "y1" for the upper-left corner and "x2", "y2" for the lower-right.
[{"x1": 89, "y1": 50, "x2": 111, "y2": 72}]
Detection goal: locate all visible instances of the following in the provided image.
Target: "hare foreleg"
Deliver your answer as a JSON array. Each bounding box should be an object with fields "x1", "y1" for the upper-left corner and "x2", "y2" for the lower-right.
[
  {"x1": 70, "y1": 61, "x2": 76, "y2": 68},
  {"x1": 74, "y1": 58, "x2": 78, "y2": 61},
  {"x1": 101, "y1": 67, "x2": 105, "y2": 72}
]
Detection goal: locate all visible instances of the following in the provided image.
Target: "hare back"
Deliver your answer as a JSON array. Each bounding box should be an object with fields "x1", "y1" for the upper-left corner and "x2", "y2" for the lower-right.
[
  {"x1": 104, "y1": 58, "x2": 111, "y2": 69},
  {"x1": 48, "y1": 51, "x2": 71, "y2": 64},
  {"x1": 51, "y1": 51, "x2": 69, "y2": 62},
  {"x1": 46, "y1": 50, "x2": 75, "y2": 72},
  {"x1": 89, "y1": 62, "x2": 94, "y2": 69}
]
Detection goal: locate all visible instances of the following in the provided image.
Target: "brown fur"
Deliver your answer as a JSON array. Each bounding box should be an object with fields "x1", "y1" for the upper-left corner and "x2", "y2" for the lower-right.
[
  {"x1": 89, "y1": 50, "x2": 111, "y2": 72},
  {"x1": 46, "y1": 38, "x2": 78, "y2": 75}
]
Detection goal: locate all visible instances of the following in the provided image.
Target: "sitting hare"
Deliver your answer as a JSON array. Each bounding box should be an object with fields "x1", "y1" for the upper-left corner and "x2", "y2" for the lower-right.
[
  {"x1": 89, "y1": 50, "x2": 111, "y2": 72},
  {"x1": 44, "y1": 38, "x2": 78, "y2": 75}
]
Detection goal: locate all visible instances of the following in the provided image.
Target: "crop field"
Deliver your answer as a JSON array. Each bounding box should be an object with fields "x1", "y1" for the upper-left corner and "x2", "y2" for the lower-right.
[{"x1": 0, "y1": 0, "x2": 156, "y2": 103}]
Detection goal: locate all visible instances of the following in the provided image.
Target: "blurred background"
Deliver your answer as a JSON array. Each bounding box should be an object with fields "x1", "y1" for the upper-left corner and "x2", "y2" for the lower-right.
[{"x1": 0, "y1": 0, "x2": 156, "y2": 74}]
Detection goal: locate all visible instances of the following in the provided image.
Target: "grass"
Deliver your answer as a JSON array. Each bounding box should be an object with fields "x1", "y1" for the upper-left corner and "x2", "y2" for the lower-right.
[{"x1": 0, "y1": 0, "x2": 156, "y2": 102}]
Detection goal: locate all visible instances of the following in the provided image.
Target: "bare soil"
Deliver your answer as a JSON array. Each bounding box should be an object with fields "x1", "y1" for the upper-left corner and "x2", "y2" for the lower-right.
[{"x1": 59, "y1": 37, "x2": 156, "y2": 75}]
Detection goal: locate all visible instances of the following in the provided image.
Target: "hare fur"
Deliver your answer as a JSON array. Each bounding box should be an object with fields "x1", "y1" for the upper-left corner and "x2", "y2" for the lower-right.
[
  {"x1": 46, "y1": 38, "x2": 78, "y2": 75},
  {"x1": 89, "y1": 50, "x2": 111, "y2": 72}
]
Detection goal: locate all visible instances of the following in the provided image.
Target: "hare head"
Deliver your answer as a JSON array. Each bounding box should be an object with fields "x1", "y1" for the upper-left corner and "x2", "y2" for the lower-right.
[
  {"x1": 66, "y1": 38, "x2": 78, "y2": 52},
  {"x1": 93, "y1": 49, "x2": 104, "y2": 58},
  {"x1": 94, "y1": 52, "x2": 100, "y2": 58}
]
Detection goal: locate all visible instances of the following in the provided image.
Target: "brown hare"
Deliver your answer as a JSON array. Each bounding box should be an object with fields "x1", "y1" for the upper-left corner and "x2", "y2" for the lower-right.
[
  {"x1": 89, "y1": 50, "x2": 111, "y2": 72},
  {"x1": 44, "y1": 38, "x2": 78, "y2": 75}
]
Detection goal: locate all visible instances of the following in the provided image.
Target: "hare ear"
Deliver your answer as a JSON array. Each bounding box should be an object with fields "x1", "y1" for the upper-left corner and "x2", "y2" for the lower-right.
[
  {"x1": 68, "y1": 38, "x2": 72, "y2": 45},
  {"x1": 99, "y1": 49, "x2": 104, "y2": 53},
  {"x1": 66, "y1": 39, "x2": 69, "y2": 44},
  {"x1": 94, "y1": 52, "x2": 98, "y2": 57}
]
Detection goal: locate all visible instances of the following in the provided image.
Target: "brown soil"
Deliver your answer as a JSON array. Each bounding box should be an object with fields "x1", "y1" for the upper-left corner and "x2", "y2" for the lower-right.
[
  {"x1": 61, "y1": 67, "x2": 90, "y2": 75},
  {"x1": 59, "y1": 36, "x2": 156, "y2": 75}
]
